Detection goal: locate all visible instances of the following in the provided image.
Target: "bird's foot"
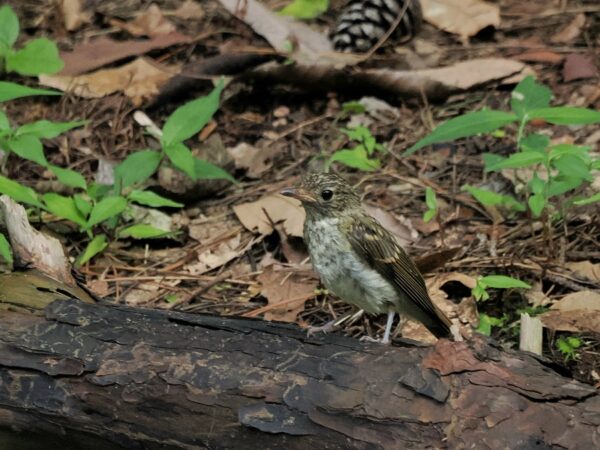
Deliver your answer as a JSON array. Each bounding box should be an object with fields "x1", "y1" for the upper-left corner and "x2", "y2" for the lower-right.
[{"x1": 306, "y1": 319, "x2": 337, "y2": 338}]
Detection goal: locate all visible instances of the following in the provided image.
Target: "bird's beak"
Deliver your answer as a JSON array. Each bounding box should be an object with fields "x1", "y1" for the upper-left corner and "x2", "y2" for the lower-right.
[{"x1": 281, "y1": 187, "x2": 316, "y2": 203}]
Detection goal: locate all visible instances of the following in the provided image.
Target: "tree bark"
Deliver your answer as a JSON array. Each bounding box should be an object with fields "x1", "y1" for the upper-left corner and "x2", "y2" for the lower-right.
[{"x1": 0, "y1": 298, "x2": 598, "y2": 450}]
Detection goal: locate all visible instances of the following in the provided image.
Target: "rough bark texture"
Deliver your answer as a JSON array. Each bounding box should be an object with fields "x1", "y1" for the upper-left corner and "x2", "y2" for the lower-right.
[{"x1": 0, "y1": 299, "x2": 599, "y2": 450}]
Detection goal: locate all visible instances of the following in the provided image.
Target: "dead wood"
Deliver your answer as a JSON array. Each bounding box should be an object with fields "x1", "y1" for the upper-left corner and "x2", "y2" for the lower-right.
[{"x1": 0, "y1": 298, "x2": 598, "y2": 450}]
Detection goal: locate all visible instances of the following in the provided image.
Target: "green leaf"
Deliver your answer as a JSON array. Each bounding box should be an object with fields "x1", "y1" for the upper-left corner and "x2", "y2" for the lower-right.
[
  {"x1": 195, "y1": 158, "x2": 236, "y2": 182},
  {"x1": 86, "y1": 196, "x2": 127, "y2": 229},
  {"x1": 547, "y1": 176, "x2": 583, "y2": 197},
  {"x1": 6, "y1": 38, "x2": 64, "y2": 75},
  {"x1": 548, "y1": 144, "x2": 591, "y2": 161},
  {"x1": 75, "y1": 234, "x2": 108, "y2": 267},
  {"x1": 128, "y1": 190, "x2": 183, "y2": 208},
  {"x1": 482, "y1": 152, "x2": 505, "y2": 170},
  {"x1": 86, "y1": 182, "x2": 113, "y2": 201},
  {"x1": 528, "y1": 107, "x2": 600, "y2": 125},
  {"x1": 341, "y1": 101, "x2": 366, "y2": 114},
  {"x1": 118, "y1": 224, "x2": 171, "y2": 239},
  {"x1": 164, "y1": 142, "x2": 196, "y2": 179},
  {"x1": 114, "y1": 149, "x2": 162, "y2": 189},
  {"x1": 486, "y1": 151, "x2": 545, "y2": 171},
  {"x1": 479, "y1": 275, "x2": 531, "y2": 289},
  {"x1": 510, "y1": 76, "x2": 552, "y2": 119},
  {"x1": 425, "y1": 186, "x2": 437, "y2": 210},
  {"x1": 73, "y1": 194, "x2": 92, "y2": 217},
  {"x1": 405, "y1": 110, "x2": 518, "y2": 155},
  {"x1": 528, "y1": 193, "x2": 546, "y2": 217},
  {"x1": 328, "y1": 147, "x2": 380, "y2": 171},
  {"x1": 0, "y1": 111, "x2": 9, "y2": 131},
  {"x1": 0, "y1": 174, "x2": 42, "y2": 207},
  {"x1": 520, "y1": 133, "x2": 550, "y2": 153},
  {"x1": 463, "y1": 185, "x2": 526, "y2": 211},
  {"x1": 472, "y1": 283, "x2": 489, "y2": 302},
  {"x1": 574, "y1": 192, "x2": 600, "y2": 206},
  {"x1": 0, "y1": 81, "x2": 62, "y2": 102},
  {"x1": 7, "y1": 134, "x2": 47, "y2": 166},
  {"x1": 49, "y1": 165, "x2": 87, "y2": 189},
  {"x1": 42, "y1": 193, "x2": 87, "y2": 228},
  {"x1": 279, "y1": 0, "x2": 329, "y2": 19},
  {"x1": 423, "y1": 209, "x2": 436, "y2": 223},
  {"x1": 0, "y1": 232, "x2": 13, "y2": 266},
  {"x1": 161, "y1": 80, "x2": 224, "y2": 146},
  {"x1": 476, "y1": 313, "x2": 493, "y2": 336},
  {"x1": 0, "y1": 5, "x2": 19, "y2": 51},
  {"x1": 552, "y1": 154, "x2": 592, "y2": 181},
  {"x1": 16, "y1": 120, "x2": 86, "y2": 139},
  {"x1": 528, "y1": 173, "x2": 546, "y2": 195}
]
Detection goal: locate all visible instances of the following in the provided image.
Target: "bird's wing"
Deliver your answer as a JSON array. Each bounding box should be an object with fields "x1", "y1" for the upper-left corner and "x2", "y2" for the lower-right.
[{"x1": 345, "y1": 214, "x2": 450, "y2": 325}]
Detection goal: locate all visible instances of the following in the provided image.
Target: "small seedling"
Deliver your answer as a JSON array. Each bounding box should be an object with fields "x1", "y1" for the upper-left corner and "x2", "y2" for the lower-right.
[
  {"x1": 556, "y1": 336, "x2": 582, "y2": 362},
  {"x1": 326, "y1": 125, "x2": 386, "y2": 171},
  {"x1": 472, "y1": 275, "x2": 531, "y2": 302},
  {"x1": 406, "y1": 76, "x2": 600, "y2": 220},
  {"x1": 279, "y1": 0, "x2": 329, "y2": 19},
  {"x1": 476, "y1": 313, "x2": 509, "y2": 336},
  {"x1": 423, "y1": 187, "x2": 437, "y2": 223},
  {"x1": 0, "y1": 232, "x2": 12, "y2": 265},
  {"x1": 0, "y1": 5, "x2": 63, "y2": 76}
]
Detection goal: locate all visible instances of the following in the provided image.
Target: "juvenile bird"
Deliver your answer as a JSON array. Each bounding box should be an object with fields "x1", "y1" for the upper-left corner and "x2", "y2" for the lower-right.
[{"x1": 281, "y1": 173, "x2": 452, "y2": 343}]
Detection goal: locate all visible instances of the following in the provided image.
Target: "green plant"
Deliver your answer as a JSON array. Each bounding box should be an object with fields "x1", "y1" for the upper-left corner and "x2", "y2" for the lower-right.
[
  {"x1": 0, "y1": 4, "x2": 63, "y2": 76},
  {"x1": 476, "y1": 312, "x2": 509, "y2": 336},
  {"x1": 326, "y1": 125, "x2": 386, "y2": 171},
  {"x1": 0, "y1": 81, "x2": 235, "y2": 266},
  {"x1": 556, "y1": 336, "x2": 582, "y2": 362},
  {"x1": 406, "y1": 76, "x2": 600, "y2": 218},
  {"x1": 279, "y1": 0, "x2": 329, "y2": 19},
  {"x1": 472, "y1": 275, "x2": 531, "y2": 302},
  {"x1": 423, "y1": 187, "x2": 437, "y2": 223},
  {"x1": 0, "y1": 232, "x2": 12, "y2": 265}
]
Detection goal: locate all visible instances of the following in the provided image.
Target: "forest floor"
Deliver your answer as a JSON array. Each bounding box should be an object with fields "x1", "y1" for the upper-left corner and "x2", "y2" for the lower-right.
[{"x1": 2, "y1": 0, "x2": 600, "y2": 385}]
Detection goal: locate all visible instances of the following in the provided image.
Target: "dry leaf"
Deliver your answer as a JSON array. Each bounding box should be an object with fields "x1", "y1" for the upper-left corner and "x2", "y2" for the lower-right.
[
  {"x1": 539, "y1": 290, "x2": 600, "y2": 333},
  {"x1": 566, "y1": 261, "x2": 600, "y2": 283},
  {"x1": 124, "y1": 282, "x2": 160, "y2": 306},
  {"x1": 513, "y1": 50, "x2": 564, "y2": 65},
  {"x1": 167, "y1": 0, "x2": 205, "y2": 20},
  {"x1": 233, "y1": 195, "x2": 305, "y2": 238},
  {"x1": 59, "y1": 0, "x2": 92, "y2": 31},
  {"x1": 56, "y1": 34, "x2": 191, "y2": 76},
  {"x1": 0, "y1": 196, "x2": 75, "y2": 285},
  {"x1": 186, "y1": 234, "x2": 245, "y2": 275},
  {"x1": 259, "y1": 265, "x2": 318, "y2": 322},
  {"x1": 421, "y1": 0, "x2": 500, "y2": 40},
  {"x1": 218, "y1": 0, "x2": 333, "y2": 65},
  {"x1": 40, "y1": 58, "x2": 177, "y2": 105},
  {"x1": 525, "y1": 282, "x2": 552, "y2": 307},
  {"x1": 563, "y1": 54, "x2": 598, "y2": 82},
  {"x1": 227, "y1": 143, "x2": 278, "y2": 178},
  {"x1": 551, "y1": 13, "x2": 586, "y2": 44},
  {"x1": 114, "y1": 4, "x2": 176, "y2": 37}
]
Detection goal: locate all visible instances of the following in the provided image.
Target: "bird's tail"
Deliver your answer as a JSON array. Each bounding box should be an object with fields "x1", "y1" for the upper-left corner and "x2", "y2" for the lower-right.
[{"x1": 423, "y1": 310, "x2": 453, "y2": 339}]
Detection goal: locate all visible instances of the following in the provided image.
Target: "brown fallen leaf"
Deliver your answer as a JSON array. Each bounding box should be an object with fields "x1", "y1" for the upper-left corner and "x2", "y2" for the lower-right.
[
  {"x1": 233, "y1": 195, "x2": 305, "y2": 238},
  {"x1": 566, "y1": 261, "x2": 600, "y2": 283},
  {"x1": 166, "y1": 0, "x2": 205, "y2": 20},
  {"x1": 539, "y1": 290, "x2": 600, "y2": 333},
  {"x1": 551, "y1": 13, "x2": 586, "y2": 44},
  {"x1": 39, "y1": 58, "x2": 177, "y2": 105},
  {"x1": 512, "y1": 50, "x2": 564, "y2": 65},
  {"x1": 257, "y1": 265, "x2": 318, "y2": 322},
  {"x1": 55, "y1": 34, "x2": 191, "y2": 76},
  {"x1": 112, "y1": 4, "x2": 176, "y2": 37},
  {"x1": 227, "y1": 142, "x2": 278, "y2": 178},
  {"x1": 563, "y1": 53, "x2": 598, "y2": 82},
  {"x1": 185, "y1": 233, "x2": 257, "y2": 276},
  {"x1": 524, "y1": 282, "x2": 552, "y2": 307},
  {"x1": 59, "y1": 0, "x2": 92, "y2": 31},
  {"x1": 421, "y1": 0, "x2": 500, "y2": 41}
]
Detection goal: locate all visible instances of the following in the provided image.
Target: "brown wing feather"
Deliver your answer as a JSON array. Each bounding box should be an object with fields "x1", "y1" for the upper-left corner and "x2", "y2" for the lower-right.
[{"x1": 346, "y1": 214, "x2": 451, "y2": 337}]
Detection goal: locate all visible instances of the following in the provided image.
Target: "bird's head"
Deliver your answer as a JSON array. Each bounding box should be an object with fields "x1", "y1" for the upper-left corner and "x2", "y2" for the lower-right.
[{"x1": 281, "y1": 173, "x2": 361, "y2": 219}]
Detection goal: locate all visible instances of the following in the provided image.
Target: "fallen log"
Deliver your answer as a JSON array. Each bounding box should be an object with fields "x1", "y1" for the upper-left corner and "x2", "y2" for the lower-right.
[{"x1": 0, "y1": 298, "x2": 598, "y2": 449}]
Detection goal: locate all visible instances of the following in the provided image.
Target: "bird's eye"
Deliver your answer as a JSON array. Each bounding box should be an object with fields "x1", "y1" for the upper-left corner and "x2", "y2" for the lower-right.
[{"x1": 321, "y1": 189, "x2": 333, "y2": 201}]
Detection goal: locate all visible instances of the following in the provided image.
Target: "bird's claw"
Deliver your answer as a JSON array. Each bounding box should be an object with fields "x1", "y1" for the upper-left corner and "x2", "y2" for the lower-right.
[{"x1": 306, "y1": 319, "x2": 337, "y2": 338}]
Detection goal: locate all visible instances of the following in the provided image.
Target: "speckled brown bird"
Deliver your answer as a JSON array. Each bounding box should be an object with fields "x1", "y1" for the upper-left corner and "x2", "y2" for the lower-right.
[{"x1": 282, "y1": 173, "x2": 452, "y2": 343}]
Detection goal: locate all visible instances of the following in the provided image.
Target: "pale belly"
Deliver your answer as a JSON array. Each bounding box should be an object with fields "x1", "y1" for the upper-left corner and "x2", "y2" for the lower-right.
[{"x1": 306, "y1": 218, "x2": 399, "y2": 315}]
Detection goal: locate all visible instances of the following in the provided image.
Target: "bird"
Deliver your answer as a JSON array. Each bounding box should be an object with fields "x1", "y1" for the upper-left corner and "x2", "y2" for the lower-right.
[{"x1": 281, "y1": 173, "x2": 452, "y2": 343}]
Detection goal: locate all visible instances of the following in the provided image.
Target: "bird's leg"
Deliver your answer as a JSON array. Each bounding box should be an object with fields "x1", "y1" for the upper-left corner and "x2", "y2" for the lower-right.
[{"x1": 381, "y1": 307, "x2": 396, "y2": 345}]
